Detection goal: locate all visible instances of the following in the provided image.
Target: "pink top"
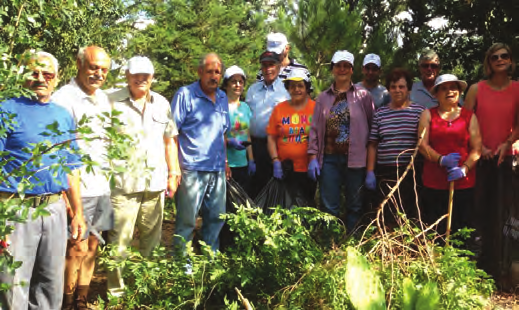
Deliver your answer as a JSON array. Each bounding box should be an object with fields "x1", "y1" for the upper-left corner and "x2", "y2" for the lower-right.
[
  {"x1": 475, "y1": 81, "x2": 519, "y2": 154},
  {"x1": 423, "y1": 107, "x2": 475, "y2": 190}
]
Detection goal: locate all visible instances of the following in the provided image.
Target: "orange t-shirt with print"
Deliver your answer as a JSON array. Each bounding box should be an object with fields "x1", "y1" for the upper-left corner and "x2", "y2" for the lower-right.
[{"x1": 266, "y1": 99, "x2": 316, "y2": 172}]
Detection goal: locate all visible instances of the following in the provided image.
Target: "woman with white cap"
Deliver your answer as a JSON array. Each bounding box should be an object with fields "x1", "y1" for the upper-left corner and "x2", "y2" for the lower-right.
[
  {"x1": 222, "y1": 65, "x2": 255, "y2": 194},
  {"x1": 418, "y1": 74, "x2": 481, "y2": 235},
  {"x1": 307, "y1": 50, "x2": 375, "y2": 232},
  {"x1": 266, "y1": 68, "x2": 316, "y2": 206}
]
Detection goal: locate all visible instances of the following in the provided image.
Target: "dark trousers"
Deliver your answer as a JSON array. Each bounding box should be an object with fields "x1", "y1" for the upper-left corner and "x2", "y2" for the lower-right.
[
  {"x1": 230, "y1": 166, "x2": 251, "y2": 196},
  {"x1": 421, "y1": 187, "x2": 473, "y2": 237},
  {"x1": 250, "y1": 137, "x2": 272, "y2": 199},
  {"x1": 285, "y1": 171, "x2": 317, "y2": 208}
]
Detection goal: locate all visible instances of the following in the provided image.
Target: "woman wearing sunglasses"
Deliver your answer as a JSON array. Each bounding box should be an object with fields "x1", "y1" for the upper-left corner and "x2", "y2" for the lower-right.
[
  {"x1": 410, "y1": 50, "x2": 441, "y2": 109},
  {"x1": 465, "y1": 43, "x2": 519, "y2": 284}
]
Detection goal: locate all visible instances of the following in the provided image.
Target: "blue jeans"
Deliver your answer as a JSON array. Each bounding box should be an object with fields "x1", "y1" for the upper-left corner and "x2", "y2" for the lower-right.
[
  {"x1": 174, "y1": 170, "x2": 226, "y2": 252},
  {"x1": 319, "y1": 154, "x2": 365, "y2": 232}
]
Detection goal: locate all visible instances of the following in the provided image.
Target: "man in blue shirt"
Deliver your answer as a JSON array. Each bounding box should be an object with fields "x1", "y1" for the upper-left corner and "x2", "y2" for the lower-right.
[
  {"x1": 410, "y1": 50, "x2": 441, "y2": 109},
  {"x1": 356, "y1": 54, "x2": 390, "y2": 109},
  {"x1": 246, "y1": 51, "x2": 290, "y2": 198},
  {"x1": 0, "y1": 52, "x2": 86, "y2": 310},
  {"x1": 171, "y1": 53, "x2": 229, "y2": 252}
]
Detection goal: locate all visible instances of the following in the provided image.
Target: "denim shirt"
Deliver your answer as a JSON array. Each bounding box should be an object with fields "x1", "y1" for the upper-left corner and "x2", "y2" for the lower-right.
[
  {"x1": 410, "y1": 81, "x2": 438, "y2": 109},
  {"x1": 171, "y1": 81, "x2": 229, "y2": 172},
  {"x1": 246, "y1": 78, "x2": 290, "y2": 138}
]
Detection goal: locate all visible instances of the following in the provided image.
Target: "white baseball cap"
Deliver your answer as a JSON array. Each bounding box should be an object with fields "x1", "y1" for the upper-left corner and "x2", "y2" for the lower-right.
[
  {"x1": 283, "y1": 68, "x2": 309, "y2": 82},
  {"x1": 431, "y1": 74, "x2": 467, "y2": 95},
  {"x1": 127, "y1": 56, "x2": 154, "y2": 75},
  {"x1": 363, "y1": 54, "x2": 381, "y2": 67},
  {"x1": 224, "y1": 65, "x2": 246, "y2": 80},
  {"x1": 267, "y1": 33, "x2": 289, "y2": 55},
  {"x1": 331, "y1": 50, "x2": 354, "y2": 66}
]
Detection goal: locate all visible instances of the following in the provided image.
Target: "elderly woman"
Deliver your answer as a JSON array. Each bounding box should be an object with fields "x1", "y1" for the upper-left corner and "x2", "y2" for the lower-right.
[
  {"x1": 222, "y1": 65, "x2": 255, "y2": 194},
  {"x1": 307, "y1": 50, "x2": 374, "y2": 231},
  {"x1": 464, "y1": 43, "x2": 519, "y2": 282},
  {"x1": 365, "y1": 68, "x2": 425, "y2": 218},
  {"x1": 418, "y1": 74, "x2": 481, "y2": 236},
  {"x1": 266, "y1": 68, "x2": 316, "y2": 206}
]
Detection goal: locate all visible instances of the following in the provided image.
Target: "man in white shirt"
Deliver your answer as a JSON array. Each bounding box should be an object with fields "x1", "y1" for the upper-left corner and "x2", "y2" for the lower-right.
[{"x1": 52, "y1": 46, "x2": 113, "y2": 310}]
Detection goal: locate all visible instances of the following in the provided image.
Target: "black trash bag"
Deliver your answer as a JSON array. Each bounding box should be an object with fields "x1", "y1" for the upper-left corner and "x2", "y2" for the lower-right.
[{"x1": 255, "y1": 160, "x2": 312, "y2": 215}]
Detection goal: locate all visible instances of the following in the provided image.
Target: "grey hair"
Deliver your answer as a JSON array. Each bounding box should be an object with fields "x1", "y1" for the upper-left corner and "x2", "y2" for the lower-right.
[
  {"x1": 419, "y1": 49, "x2": 440, "y2": 64},
  {"x1": 77, "y1": 46, "x2": 109, "y2": 65},
  {"x1": 198, "y1": 53, "x2": 225, "y2": 72},
  {"x1": 33, "y1": 51, "x2": 59, "y2": 72}
]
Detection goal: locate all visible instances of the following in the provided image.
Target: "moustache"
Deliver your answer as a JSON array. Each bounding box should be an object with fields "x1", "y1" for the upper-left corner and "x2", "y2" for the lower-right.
[
  {"x1": 89, "y1": 75, "x2": 104, "y2": 82},
  {"x1": 32, "y1": 82, "x2": 47, "y2": 88}
]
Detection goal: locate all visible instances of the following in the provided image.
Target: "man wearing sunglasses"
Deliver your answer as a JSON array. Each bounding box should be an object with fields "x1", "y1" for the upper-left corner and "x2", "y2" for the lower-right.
[
  {"x1": 52, "y1": 46, "x2": 113, "y2": 310},
  {"x1": 410, "y1": 50, "x2": 441, "y2": 109},
  {"x1": 0, "y1": 51, "x2": 86, "y2": 310}
]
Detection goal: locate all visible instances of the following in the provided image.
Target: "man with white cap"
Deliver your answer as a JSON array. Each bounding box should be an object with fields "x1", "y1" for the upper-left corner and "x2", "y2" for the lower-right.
[
  {"x1": 256, "y1": 32, "x2": 312, "y2": 91},
  {"x1": 356, "y1": 53, "x2": 390, "y2": 108},
  {"x1": 52, "y1": 45, "x2": 113, "y2": 309},
  {"x1": 107, "y1": 56, "x2": 180, "y2": 297},
  {"x1": 247, "y1": 50, "x2": 290, "y2": 198}
]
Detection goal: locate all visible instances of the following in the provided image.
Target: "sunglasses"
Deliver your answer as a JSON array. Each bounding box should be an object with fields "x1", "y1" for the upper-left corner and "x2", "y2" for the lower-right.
[
  {"x1": 490, "y1": 53, "x2": 510, "y2": 62},
  {"x1": 420, "y1": 63, "x2": 440, "y2": 70},
  {"x1": 32, "y1": 70, "x2": 56, "y2": 81}
]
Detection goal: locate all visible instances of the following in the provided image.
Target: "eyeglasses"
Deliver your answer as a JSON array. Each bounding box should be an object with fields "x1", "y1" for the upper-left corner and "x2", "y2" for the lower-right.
[
  {"x1": 490, "y1": 53, "x2": 510, "y2": 62},
  {"x1": 420, "y1": 63, "x2": 440, "y2": 70},
  {"x1": 32, "y1": 70, "x2": 56, "y2": 81}
]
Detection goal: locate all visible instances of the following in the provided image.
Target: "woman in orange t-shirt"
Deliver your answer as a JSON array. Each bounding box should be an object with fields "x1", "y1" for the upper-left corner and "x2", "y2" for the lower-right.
[{"x1": 266, "y1": 69, "x2": 316, "y2": 206}]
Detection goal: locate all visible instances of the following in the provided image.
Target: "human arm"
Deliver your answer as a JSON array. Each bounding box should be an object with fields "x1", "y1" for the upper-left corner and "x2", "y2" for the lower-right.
[
  {"x1": 365, "y1": 140, "x2": 378, "y2": 190},
  {"x1": 495, "y1": 103, "x2": 519, "y2": 165},
  {"x1": 246, "y1": 132, "x2": 255, "y2": 175},
  {"x1": 267, "y1": 135, "x2": 282, "y2": 179},
  {"x1": 164, "y1": 136, "x2": 181, "y2": 197},
  {"x1": 464, "y1": 114, "x2": 482, "y2": 170},
  {"x1": 418, "y1": 109, "x2": 442, "y2": 163},
  {"x1": 66, "y1": 169, "x2": 86, "y2": 241},
  {"x1": 463, "y1": 83, "x2": 478, "y2": 112}
]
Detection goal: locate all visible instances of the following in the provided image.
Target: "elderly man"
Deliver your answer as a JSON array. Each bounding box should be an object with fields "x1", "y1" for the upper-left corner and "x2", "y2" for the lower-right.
[
  {"x1": 356, "y1": 53, "x2": 390, "y2": 108},
  {"x1": 256, "y1": 33, "x2": 312, "y2": 90},
  {"x1": 410, "y1": 50, "x2": 441, "y2": 108},
  {"x1": 247, "y1": 51, "x2": 290, "y2": 198},
  {"x1": 52, "y1": 46, "x2": 113, "y2": 310},
  {"x1": 171, "y1": 53, "x2": 229, "y2": 253},
  {"x1": 0, "y1": 52, "x2": 86, "y2": 310},
  {"x1": 107, "y1": 56, "x2": 180, "y2": 297}
]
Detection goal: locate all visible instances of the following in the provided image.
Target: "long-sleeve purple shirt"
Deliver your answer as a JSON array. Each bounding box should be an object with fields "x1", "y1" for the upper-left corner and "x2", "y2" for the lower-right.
[{"x1": 308, "y1": 83, "x2": 375, "y2": 168}]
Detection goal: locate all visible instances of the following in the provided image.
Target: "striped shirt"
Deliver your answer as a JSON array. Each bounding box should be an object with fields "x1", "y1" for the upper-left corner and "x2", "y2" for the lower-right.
[
  {"x1": 256, "y1": 58, "x2": 313, "y2": 91},
  {"x1": 369, "y1": 103, "x2": 425, "y2": 166}
]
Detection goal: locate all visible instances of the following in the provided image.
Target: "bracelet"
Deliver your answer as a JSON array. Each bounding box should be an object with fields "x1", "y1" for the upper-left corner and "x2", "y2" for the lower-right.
[
  {"x1": 463, "y1": 163, "x2": 470, "y2": 171},
  {"x1": 437, "y1": 155, "x2": 443, "y2": 165}
]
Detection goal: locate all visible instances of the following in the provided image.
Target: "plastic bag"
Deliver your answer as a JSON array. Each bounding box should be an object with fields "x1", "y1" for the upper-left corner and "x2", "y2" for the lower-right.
[{"x1": 226, "y1": 178, "x2": 256, "y2": 212}]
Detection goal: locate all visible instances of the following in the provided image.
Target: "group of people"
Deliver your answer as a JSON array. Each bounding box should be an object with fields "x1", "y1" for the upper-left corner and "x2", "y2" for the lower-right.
[{"x1": 0, "y1": 31, "x2": 517, "y2": 309}]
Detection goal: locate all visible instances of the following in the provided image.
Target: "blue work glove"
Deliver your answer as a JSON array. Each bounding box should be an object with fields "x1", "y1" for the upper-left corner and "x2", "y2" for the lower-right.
[
  {"x1": 248, "y1": 160, "x2": 256, "y2": 176},
  {"x1": 273, "y1": 160, "x2": 283, "y2": 179},
  {"x1": 447, "y1": 166, "x2": 466, "y2": 182},
  {"x1": 307, "y1": 159, "x2": 320, "y2": 181},
  {"x1": 440, "y1": 153, "x2": 461, "y2": 168},
  {"x1": 227, "y1": 138, "x2": 246, "y2": 151},
  {"x1": 365, "y1": 171, "x2": 376, "y2": 191}
]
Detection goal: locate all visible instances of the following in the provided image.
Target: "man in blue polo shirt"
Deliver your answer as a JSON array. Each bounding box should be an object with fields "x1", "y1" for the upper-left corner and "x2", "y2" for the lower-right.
[
  {"x1": 0, "y1": 51, "x2": 86, "y2": 310},
  {"x1": 246, "y1": 50, "x2": 290, "y2": 198},
  {"x1": 171, "y1": 53, "x2": 229, "y2": 252}
]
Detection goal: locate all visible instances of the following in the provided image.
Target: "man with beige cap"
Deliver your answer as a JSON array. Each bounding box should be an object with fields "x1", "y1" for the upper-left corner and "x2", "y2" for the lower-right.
[{"x1": 107, "y1": 56, "x2": 180, "y2": 297}]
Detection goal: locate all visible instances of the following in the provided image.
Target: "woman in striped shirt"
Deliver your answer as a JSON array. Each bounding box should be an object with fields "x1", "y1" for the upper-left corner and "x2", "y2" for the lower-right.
[{"x1": 366, "y1": 68, "x2": 424, "y2": 219}]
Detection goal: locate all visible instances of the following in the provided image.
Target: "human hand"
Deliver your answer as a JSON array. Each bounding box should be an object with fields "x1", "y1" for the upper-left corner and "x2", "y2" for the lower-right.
[
  {"x1": 273, "y1": 160, "x2": 283, "y2": 179},
  {"x1": 447, "y1": 166, "x2": 467, "y2": 182},
  {"x1": 227, "y1": 138, "x2": 246, "y2": 151},
  {"x1": 440, "y1": 153, "x2": 461, "y2": 168},
  {"x1": 307, "y1": 159, "x2": 320, "y2": 181},
  {"x1": 495, "y1": 141, "x2": 512, "y2": 166},
  {"x1": 248, "y1": 160, "x2": 256, "y2": 176},
  {"x1": 481, "y1": 145, "x2": 493, "y2": 160},
  {"x1": 70, "y1": 214, "x2": 86, "y2": 242},
  {"x1": 166, "y1": 174, "x2": 180, "y2": 198},
  {"x1": 365, "y1": 171, "x2": 376, "y2": 191}
]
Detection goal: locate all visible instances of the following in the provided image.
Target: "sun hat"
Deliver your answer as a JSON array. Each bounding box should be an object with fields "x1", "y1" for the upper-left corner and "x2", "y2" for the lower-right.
[
  {"x1": 283, "y1": 68, "x2": 309, "y2": 82},
  {"x1": 224, "y1": 65, "x2": 246, "y2": 80},
  {"x1": 266, "y1": 33, "x2": 289, "y2": 55},
  {"x1": 363, "y1": 54, "x2": 381, "y2": 67},
  {"x1": 431, "y1": 74, "x2": 467, "y2": 95},
  {"x1": 127, "y1": 56, "x2": 154, "y2": 75},
  {"x1": 331, "y1": 50, "x2": 354, "y2": 66}
]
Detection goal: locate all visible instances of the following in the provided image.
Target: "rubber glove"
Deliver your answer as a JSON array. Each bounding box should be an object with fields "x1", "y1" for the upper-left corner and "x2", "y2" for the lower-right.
[
  {"x1": 273, "y1": 161, "x2": 283, "y2": 179},
  {"x1": 307, "y1": 159, "x2": 320, "y2": 181},
  {"x1": 227, "y1": 138, "x2": 246, "y2": 151},
  {"x1": 365, "y1": 171, "x2": 376, "y2": 190},
  {"x1": 248, "y1": 160, "x2": 256, "y2": 176},
  {"x1": 447, "y1": 166, "x2": 466, "y2": 182},
  {"x1": 440, "y1": 153, "x2": 461, "y2": 168}
]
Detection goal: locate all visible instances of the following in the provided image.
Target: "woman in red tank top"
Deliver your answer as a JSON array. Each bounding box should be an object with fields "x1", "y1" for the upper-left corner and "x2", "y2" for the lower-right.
[
  {"x1": 464, "y1": 43, "x2": 519, "y2": 284},
  {"x1": 418, "y1": 74, "x2": 482, "y2": 238}
]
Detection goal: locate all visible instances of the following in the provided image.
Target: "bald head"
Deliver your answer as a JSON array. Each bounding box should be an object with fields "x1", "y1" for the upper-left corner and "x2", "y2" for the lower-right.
[{"x1": 76, "y1": 46, "x2": 111, "y2": 95}]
